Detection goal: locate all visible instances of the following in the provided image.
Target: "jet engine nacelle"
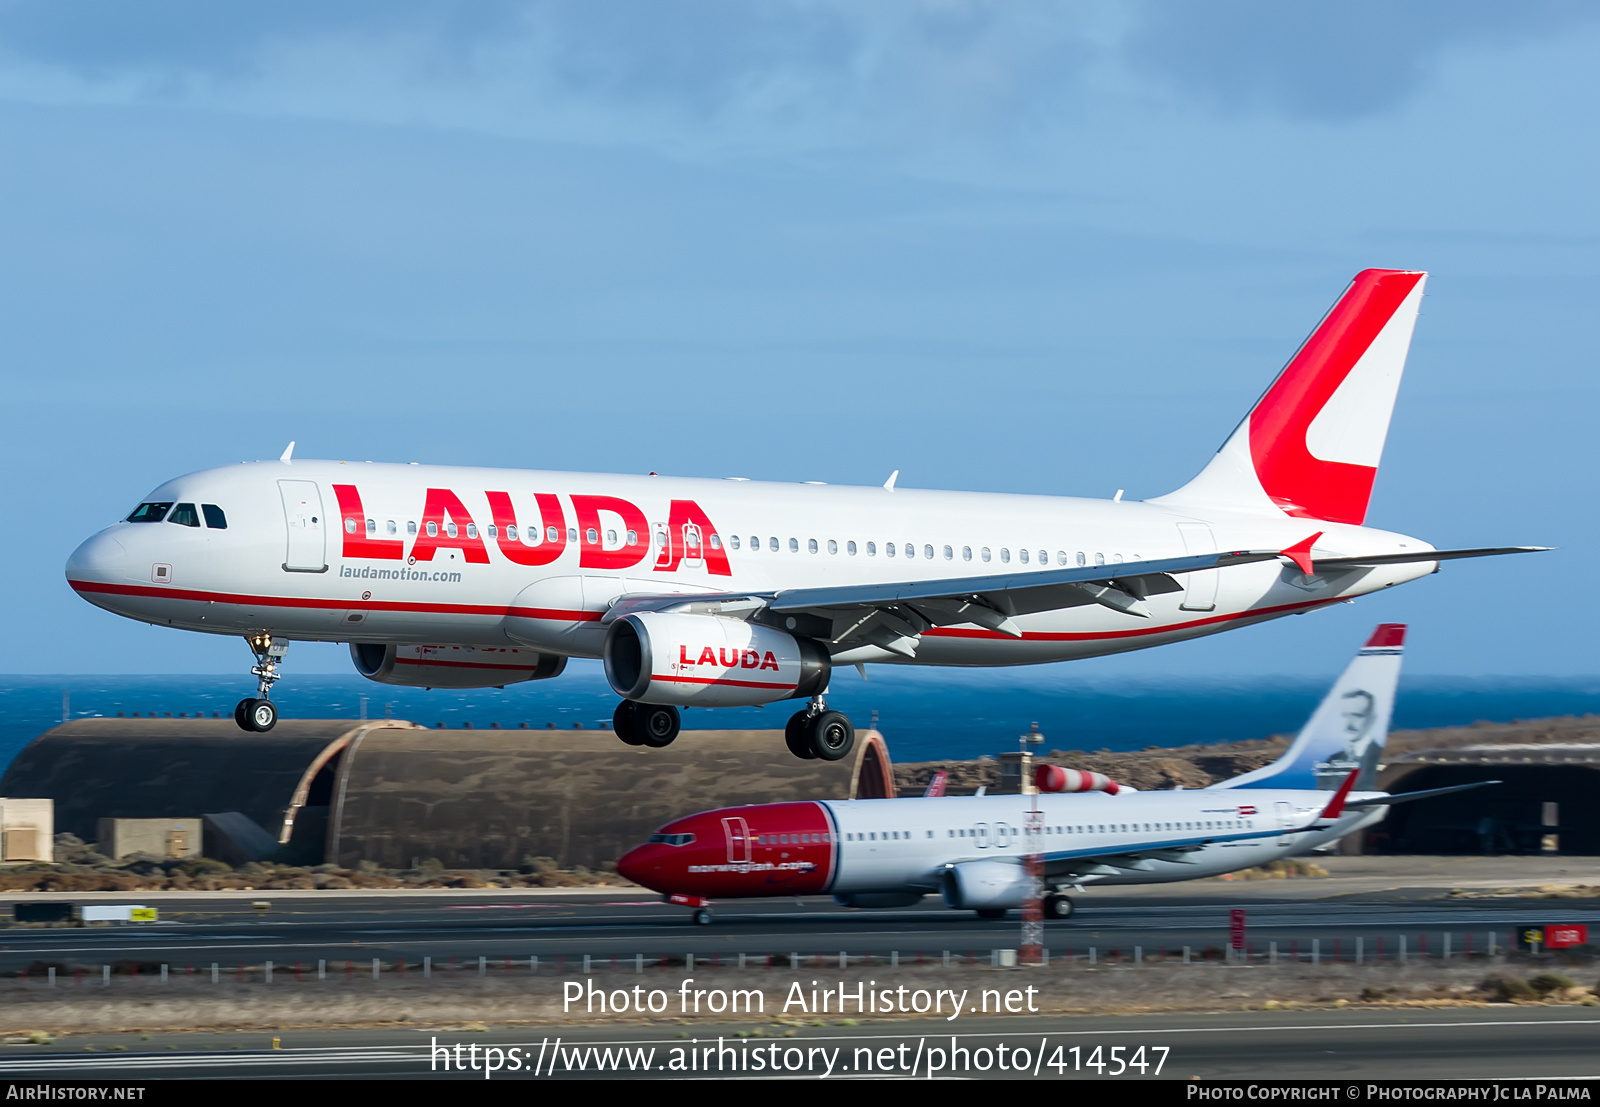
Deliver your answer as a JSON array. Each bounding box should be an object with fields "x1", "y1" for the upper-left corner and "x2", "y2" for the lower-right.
[
  {"x1": 603, "y1": 611, "x2": 830, "y2": 708},
  {"x1": 350, "y1": 643, "x2": 566, "y2": 689},
  {"x1": 940, "y1": 860, "x2": 1033, "y2": 911}
]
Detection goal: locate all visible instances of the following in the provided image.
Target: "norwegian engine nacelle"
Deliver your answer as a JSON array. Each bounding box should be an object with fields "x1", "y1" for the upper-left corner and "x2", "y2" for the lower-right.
[
  {"x1": 603, "y1": 611, "x2": 831, "y2": 708},
  {"x1": 350, "y1": 643, "x2": 566, "y2": 689},
  {"x1": 940, "y1": 860, "x2": 1034, "y2": 911}
]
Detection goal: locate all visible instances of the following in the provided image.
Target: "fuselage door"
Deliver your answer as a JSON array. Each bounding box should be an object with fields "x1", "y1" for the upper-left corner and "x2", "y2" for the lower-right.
[
  {"x1": 681, "y1": 522, "x2": 704, "y2": 569},
  {"x1": 1275, "y1": 801, "x2": 1295, "y2": 846},
  {"x1": 1176, "y1": 522, "x2": 1219, "y2": 612},
  {"x1": 722, "y1": 816, "x2": 752, "y2": 864},
  {"x1": 278, "y1": 480, "x2": 327, "y2": 573}
]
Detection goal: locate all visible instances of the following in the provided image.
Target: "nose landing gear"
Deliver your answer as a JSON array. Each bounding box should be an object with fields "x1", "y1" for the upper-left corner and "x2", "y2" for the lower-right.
[
  {"x1": 612, "y1": 701, "x2": 682, "y2": 748},
  {"x1": 784, "y1": 696, "x2": 855, "y2": 761},
  {"x1": 235, "y1": 634, "x2": 287, "y2": 733}
]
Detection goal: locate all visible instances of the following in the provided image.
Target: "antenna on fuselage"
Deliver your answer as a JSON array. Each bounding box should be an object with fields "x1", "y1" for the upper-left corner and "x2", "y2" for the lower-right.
[
  {"x1": 883, "y1": 470, "x2": 899, "y2": 492},
  {"x1": 279, "y1": 441, "x2": 296, "y2": 463}
]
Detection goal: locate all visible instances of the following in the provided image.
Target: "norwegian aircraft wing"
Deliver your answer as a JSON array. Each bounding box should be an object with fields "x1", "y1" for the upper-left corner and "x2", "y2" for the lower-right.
[{"x1": 1037, "y1": 824, "x2": 1293, "y2": 878}]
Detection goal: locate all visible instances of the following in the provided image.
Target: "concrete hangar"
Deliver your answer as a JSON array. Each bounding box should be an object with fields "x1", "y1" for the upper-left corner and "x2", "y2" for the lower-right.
[{"x1": 0, "y1": 719, "x2": 896, "y2": 869}]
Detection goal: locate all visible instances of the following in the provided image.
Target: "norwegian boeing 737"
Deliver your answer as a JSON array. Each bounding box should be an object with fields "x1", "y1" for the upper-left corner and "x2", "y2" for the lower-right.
[
  {"x1": 66, "y1": 270, "x2": 1539, "y2": 758},
  {"x1": 616, "y1": 624, "x2": 1498, "y2": 923}
]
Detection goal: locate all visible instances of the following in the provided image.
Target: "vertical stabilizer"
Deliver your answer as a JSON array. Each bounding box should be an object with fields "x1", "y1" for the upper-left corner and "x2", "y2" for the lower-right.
[
  {"x1": 1150, "y1": 270, "x2": 1426, "y2": 525},
  {"x1": 1215, "y1": 623, "x2": 1406, "y2": 791}
]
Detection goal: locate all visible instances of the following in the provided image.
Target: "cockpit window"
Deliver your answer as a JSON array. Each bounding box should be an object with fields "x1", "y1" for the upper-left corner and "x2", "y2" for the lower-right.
[
  {"x1": 646, "y1": 833, "x2": 696, "y2": 847},
  {"x1": 202, "y1": 504, "x2": 227, "y2": 530},
  {"x1": 126, "y1": 502, "x2": 173, "y2": 523},
  {"x1": 168, "y1": 503, "x2": 201, "y2": 528}
]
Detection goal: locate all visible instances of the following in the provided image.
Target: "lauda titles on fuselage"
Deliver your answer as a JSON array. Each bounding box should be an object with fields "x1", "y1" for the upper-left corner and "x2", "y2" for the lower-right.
[{"x1": 66, "y1": 270, "x2": 1542, "y2": 759}]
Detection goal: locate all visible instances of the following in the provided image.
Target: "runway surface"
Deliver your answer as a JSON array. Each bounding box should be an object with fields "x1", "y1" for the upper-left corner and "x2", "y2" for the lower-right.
[
  {"x1": 2, "y1": 856, "x2": 1597, "y2": 972},
  {"x1": 0, "y1": 1007, "x2": 1595, "y2": 1079}
]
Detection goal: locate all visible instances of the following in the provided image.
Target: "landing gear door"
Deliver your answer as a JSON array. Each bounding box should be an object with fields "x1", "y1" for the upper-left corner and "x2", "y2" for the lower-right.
[
  {"x1": 721, "y1": 817, "x2": 752, "y2": 864},
  {"x1": 278, "y1": 480, "x2": 327, "y2": 573},
  {"x1": 1175, "y1": 522, "x2": 1218, "y2": 612}
]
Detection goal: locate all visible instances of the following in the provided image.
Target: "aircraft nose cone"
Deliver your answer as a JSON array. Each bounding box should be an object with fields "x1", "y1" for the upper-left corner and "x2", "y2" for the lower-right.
[
  {"x1": 615, "y1": 845, "x2": 652, "y2": 887},
  {"x1": 66, "y1": 530, "x2": 128, "y2": 582}
]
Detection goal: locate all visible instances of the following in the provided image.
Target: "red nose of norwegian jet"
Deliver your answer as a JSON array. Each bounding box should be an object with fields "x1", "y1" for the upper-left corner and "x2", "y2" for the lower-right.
[{"x1": 616, "y1": 815, "x2": 709, "y2": 892}]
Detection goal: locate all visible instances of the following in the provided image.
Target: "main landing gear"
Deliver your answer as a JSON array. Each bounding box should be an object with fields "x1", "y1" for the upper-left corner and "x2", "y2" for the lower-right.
[
  {"x1": 1043, "y1": 893, "x2": 1075, "y2": 920},
  {"x1": 784, "y1": 697, "x2": 855, "y2": 762},
  {"x1": 234, "y1": 633, "x2": 287, "y2": 733},
  {"x1": 613, "y1": 701, "x2": 682, "y2": 748}
]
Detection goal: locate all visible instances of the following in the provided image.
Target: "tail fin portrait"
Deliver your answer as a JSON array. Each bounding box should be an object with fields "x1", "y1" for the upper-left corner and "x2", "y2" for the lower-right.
[
  {"x1": 1216, "y1": 623, "x2": 1406, "y2": 791},
  {"x1": 1152, "y1": 270, "x2": 1426, "y2": 524}
]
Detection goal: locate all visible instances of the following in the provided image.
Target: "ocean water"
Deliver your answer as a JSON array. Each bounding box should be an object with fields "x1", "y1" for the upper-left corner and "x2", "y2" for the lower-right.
[{"x1": 3, "y1": 665, "x2": 1598, "y2": 771}]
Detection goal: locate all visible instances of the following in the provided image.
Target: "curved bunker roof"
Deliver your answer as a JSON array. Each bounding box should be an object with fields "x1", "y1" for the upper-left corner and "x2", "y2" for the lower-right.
[{"x1": 0, "y1": 720, "x2": 895, "y2": 869}]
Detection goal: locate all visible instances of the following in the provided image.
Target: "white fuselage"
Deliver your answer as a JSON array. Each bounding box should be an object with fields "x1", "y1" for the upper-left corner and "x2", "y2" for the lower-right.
[
  {"x1": 820, "y1": 789, "x2": 1379, "y2": 894},
  {"x1": 66, "y1": 459, "x2": 1434, "y2": 670}
]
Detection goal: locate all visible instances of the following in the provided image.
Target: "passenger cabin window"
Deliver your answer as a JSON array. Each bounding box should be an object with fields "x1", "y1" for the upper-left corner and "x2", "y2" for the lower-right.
[
  {"x1": 789, "y1": 537, "x2": 799, "y2": 553},
  {"x1": 769, "y1": 537, "x2": 779, "y2": 552},
  {"x1": 1000, "y1": 548, "x2": 1010, "y2": 563},
  {"x1": 168, "y1": 503, "x2": 201, "y2": 528},
  {"x1": 847, "y1": 541, "x2": 857, "y2": 555},
  {"x1": 730, "y1": 535, "x2": 741, "y2": 550},
  {"x1": 202, "y1": 504, "x2": 227, "y2": 530},
  {"x1": 866, "y1": 542, "x2": 876, "y2": 556},
  {"x1": 127, "y1": 502, "x2": 173, "y2": 523},
  {"x1": 808, "y1": 538, "x2": 818, "y2": 553},
  {"x1": 981, "y1": 547, "x2": 991, "y2": 562}
]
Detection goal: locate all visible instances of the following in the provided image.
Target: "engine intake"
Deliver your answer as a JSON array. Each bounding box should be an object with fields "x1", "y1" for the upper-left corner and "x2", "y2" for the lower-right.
[
  {"x1": 350, "y1": 643, "x2": 566, "y2": 689},
  {"x1": 603, "y1": 611, "x2": 830, "y2": 707},
  {"x1": 940, "y1": 860, "x2": 1033, "y2": 911}
]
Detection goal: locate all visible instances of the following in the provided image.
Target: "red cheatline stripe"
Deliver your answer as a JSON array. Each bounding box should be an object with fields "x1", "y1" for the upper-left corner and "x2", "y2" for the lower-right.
[
  {"x1": 653, "y1": 675, "x2": 797, "y2": 691},
  {"x1": 68, "y1": 580, "x2": 600, "y2": 621},
  {"x1": 922, "y1": 596, "x2": 1343, "y2": 642},
  {"x1": 72, "y1": 580, "x2": 1339, "y2": 639}
]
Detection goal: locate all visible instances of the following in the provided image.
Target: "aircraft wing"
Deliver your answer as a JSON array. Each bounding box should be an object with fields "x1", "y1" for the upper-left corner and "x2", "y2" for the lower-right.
[
  {"x1": 598, "y1": 546, "x2": 1544, "y2": 659},
  {"x1": 1037, "y1": 825, "x2": 1292, "y2": 879},
  {"x1": 766, "y1": 549, "x2": 1282, "y2": 657},
  {"x1": 599, "y1": 548, "x2": 1284, "y2": 656}
]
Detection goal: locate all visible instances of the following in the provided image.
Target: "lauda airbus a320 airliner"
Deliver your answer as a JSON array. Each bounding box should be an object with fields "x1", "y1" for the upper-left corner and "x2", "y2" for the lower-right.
[{"x1": 66, "y1": 270, "x2": 1539, "y2": 758}]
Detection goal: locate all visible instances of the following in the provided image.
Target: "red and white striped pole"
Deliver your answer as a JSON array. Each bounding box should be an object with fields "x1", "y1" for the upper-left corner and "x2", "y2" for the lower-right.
[{"x1": 1020, "y1": 724, "x2": 1044, "y2": 966}]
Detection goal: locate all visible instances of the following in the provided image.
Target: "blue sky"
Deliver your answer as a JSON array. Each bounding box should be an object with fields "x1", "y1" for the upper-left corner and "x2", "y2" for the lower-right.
[{"x1": 3, "y1": 1, "x2": 1597, "y2": 679}]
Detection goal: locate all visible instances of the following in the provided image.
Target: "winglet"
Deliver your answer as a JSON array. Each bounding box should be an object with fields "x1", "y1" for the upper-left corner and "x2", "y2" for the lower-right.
[
  {"x1": 1319, "y1": 769, "x2": 1360, "y2": 820},
  {"x1": 1280, "y1": 531, "x2": 1323, "y2": 576},
  {"x1": 883, "y1": 469, "x2": 899, "y2": 492},
  {"x1": 279, "y1": 441, "x2": 296, "y2": 463}
]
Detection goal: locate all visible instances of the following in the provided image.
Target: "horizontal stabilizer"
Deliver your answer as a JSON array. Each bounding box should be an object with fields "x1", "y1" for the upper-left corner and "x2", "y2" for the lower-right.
[
  {"x1": 1308, "y1": 546, "x2": 1550, "y2": 570},
  {"x1": 1344, "y1": 780, "x2": 1501, "y2": 808}
]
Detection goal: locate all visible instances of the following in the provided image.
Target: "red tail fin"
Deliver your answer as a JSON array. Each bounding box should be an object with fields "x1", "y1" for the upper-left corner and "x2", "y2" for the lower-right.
[{"x1": 1153, "y1": 270, "x2": 1426, "y2": 525}]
